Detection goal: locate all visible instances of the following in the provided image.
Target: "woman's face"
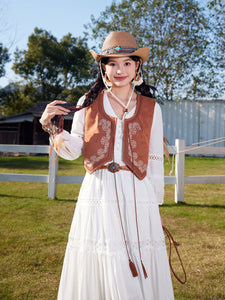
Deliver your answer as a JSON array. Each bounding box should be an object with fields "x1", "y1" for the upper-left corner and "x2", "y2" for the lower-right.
[{"x1": 103, "y1": 56, "x2": 139, "y2": 88}]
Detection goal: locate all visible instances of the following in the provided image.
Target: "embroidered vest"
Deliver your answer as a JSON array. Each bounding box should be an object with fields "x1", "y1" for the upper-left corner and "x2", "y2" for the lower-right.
[{"x1": 83, "y1": 91, "x2": 156, "y2": 180}]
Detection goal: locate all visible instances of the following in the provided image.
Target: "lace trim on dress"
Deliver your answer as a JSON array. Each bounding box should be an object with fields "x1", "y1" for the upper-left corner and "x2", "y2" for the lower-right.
[
  {"x1": 67, "y1": 238, "x2": 166, "y2": 255},
  {"x1": 77, "y1": 197, "x2": 158, "y2": 206}
]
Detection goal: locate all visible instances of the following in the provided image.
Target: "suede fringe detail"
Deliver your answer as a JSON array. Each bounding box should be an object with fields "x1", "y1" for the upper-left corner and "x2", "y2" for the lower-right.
[{"x1": 129, "y1": 259, "x2": 138, "y2": 277}]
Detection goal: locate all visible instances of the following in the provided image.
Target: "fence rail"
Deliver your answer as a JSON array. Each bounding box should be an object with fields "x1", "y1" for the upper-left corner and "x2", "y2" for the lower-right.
[{"x1": 0, "y1": 140, "x2": 225, "y2": 202}]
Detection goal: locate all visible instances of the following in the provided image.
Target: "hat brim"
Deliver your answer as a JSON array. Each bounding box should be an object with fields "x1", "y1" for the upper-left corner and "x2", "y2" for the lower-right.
[{"x1": 89, "y1": 47, "x2": 150, "y2": 63}]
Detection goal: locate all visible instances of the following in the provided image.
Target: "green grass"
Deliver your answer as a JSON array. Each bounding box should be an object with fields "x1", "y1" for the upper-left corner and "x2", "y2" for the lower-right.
[
  {"x1": 0, "y1": 156, "x2": 225, "y2": 299},
  {"x1": 164, "y1": 155, "x2": 225, "y2": 176},
  {"x1": 0, "y1": 155, "x2": 85, "y2": 175},
  {"x1": 162, "y1": 156, "x2": 225, "y2": 299}
]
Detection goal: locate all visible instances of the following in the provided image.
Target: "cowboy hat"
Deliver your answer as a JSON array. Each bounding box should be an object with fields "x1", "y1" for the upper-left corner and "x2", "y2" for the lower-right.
[{"x1": 89, "y1": 31, "x2": 150, "y2": 63}]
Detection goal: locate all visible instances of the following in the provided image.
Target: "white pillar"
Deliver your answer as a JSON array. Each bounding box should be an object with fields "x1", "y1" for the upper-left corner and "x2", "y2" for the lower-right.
[{"x1": 175, "y1": 139, "x2": 185, "y2": 203}]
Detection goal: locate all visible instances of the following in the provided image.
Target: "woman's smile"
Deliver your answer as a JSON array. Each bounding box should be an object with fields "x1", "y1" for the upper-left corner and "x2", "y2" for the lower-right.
[{"x1": 114, "y1": 76, "x2": 128, "y2": 81}]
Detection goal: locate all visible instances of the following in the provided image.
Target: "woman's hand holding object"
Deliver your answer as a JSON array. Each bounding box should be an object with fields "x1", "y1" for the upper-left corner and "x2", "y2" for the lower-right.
[{"x1": 40, "y1": 100, "x2": 71, "y2": 125}]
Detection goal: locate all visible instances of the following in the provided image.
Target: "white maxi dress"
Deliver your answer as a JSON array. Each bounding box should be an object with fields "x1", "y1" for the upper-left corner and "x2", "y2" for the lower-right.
[{"x1": 56, "y1": 91, "x2": 174, "y2": 300}]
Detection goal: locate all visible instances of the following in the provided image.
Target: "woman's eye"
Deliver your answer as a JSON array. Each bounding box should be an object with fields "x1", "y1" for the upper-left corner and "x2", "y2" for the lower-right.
[
  {"x1": 109, "y1": 63, "x2": 115, "y2": 66},
  {"x1": 125, "y1": 62, "x2": 131, "y2": 66}
]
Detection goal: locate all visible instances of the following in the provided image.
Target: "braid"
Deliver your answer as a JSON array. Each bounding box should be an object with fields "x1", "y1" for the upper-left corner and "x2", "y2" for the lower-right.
[{"x1": 82, "y1": 70, "x2": 105, "y2": 108}]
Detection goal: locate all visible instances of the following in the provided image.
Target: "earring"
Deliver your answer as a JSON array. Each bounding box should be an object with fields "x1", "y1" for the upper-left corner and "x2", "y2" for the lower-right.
[
  {"x1": 103, "y1": 72, "x2": 113, "y2": 88},
  {"x1": 132, "y1": 72, "x2": 143, "y2": 87}
]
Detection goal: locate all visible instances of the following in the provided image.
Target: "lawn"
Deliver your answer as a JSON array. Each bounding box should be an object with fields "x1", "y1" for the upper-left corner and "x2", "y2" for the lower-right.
[{"x1": 0, "y1": 155, "x2": 224, "y2": 299}]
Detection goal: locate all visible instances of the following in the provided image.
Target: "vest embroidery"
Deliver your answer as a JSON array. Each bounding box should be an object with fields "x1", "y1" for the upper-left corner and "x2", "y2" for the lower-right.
[
  {"x1": 83, "y1": 118, "x2": 111, "y2": 169},
  {"x1": 127, "y1": 122, "x2": 147, "y2": 173}
]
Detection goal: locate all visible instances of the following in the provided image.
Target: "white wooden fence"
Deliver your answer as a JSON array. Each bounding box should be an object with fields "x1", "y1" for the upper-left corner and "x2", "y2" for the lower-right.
[{"x1": 0, "y1": 140, "x2": 225, "y2": 202}]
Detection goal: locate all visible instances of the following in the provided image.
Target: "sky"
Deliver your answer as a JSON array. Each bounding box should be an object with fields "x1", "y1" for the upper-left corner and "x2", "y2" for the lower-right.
[{"x1": 0, "y1": 0, "x2": 116, "y2": 87}]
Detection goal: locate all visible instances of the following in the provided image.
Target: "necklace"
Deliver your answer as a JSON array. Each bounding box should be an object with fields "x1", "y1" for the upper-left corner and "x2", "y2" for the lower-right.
[{"x1": 109, "y1": 86, "x2": 135, "y2": 119}]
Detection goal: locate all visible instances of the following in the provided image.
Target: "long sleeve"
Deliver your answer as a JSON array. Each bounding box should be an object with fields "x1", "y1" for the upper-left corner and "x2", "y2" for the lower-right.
[
  {"x1": 51, "y1": 96, "x2": 85, "y2": 160},
  {"x1": 147, "y1": 103, "x2": 164, "y2": 205}
]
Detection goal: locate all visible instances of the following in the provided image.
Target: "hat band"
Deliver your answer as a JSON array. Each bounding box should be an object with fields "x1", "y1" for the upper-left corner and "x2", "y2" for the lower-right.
[{"x1": 101, "y1": 46, "x2": 137, "y2": 55}]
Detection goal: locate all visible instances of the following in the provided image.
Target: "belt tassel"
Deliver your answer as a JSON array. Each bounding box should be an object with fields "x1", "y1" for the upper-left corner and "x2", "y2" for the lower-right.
[
  {"x1": 141, "y1": 260, "x2": 148, "y2": 279},
  {"x1": 129, "y1": 259, "x2": 138, "y2": 277}
]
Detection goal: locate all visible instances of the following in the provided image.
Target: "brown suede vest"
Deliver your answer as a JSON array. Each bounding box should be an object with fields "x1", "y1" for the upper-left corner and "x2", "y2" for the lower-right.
[{"x1": 83, "y1": 91, "x2": 156, "y2": 180}]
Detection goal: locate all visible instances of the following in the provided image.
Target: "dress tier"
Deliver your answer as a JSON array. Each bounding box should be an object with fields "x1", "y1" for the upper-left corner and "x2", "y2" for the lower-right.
[{"x1": 56, "y1": 91, "x2": 174, "y2": 300}]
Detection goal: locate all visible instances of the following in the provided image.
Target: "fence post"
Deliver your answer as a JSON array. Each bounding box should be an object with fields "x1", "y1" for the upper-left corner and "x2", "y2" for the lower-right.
[
  {"x1": 175, "y1": 139, "x2": 185, "y2": 203},
  {"x1": 48, "y1": 149, "x2": 58, "y2": 199}
]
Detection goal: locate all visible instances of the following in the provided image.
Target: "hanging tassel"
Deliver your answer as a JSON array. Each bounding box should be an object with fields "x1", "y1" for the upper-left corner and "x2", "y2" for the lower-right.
[
  {"x1": 141, "y1": 261, "x2": 148, "y2": 278},
  {"x1": 49, "y1": 134, "x2": 70, "y2": 166},
  {"x1": 163, "y1": 136, "x2": 170, "y2": 162},
  {"x1": 129, "y1": 259, "x2": 138, "y2": 277}
]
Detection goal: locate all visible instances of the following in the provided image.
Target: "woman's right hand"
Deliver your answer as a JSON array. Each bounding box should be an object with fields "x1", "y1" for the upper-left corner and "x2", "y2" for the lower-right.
[{"x1": 40, "y1": 100, "x2": 71, "y2": 125}]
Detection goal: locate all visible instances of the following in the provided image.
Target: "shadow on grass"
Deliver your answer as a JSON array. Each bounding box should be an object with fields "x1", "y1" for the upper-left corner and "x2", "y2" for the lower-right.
[
  {"x1": 0, "y1": 193, "x2": 77, "y2": 203},
  {"x1": 0, "y1": 193, "x2": 44, "y2": 199},
  {"x1": 55, "y1": 198, "x2": 77, "y2": 203},
  {"x1": 0, "y1": 156, "x2": 84, "y2": 170},
  {"x1": 163, "y1": 202, "x2": 225, "y2": 209},
  {"x1": 0, "y1": 157, "x2": 49, "y2": 170}
]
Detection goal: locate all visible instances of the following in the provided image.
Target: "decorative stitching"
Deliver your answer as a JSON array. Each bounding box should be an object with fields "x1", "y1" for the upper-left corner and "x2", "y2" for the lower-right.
[
  {"x1": 127, "y1": 122, "x2": 147, "y2": 173},
  {"x1": 84, "y1": 119, "x2": 111, "y2": 168}
]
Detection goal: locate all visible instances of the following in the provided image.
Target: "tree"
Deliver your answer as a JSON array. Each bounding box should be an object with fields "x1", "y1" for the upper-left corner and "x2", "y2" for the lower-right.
[
  {"x1": 13, "y1": 27, "x2": 93, "y2": 102},
  {"x1": 0, "y1": 43, "x2": 10, "y2": 78},
  {"x1": 195, "y1": 0, "x2": 225, "y2": 99},
  {"x1": 85, "y1": 0, "x2": 218, "y2": 100},
  {"x1": 208, "y1": 0, "x2": 225, "y2": 55},
  {"x1": 207, "y1": 0, "x2": 225, "y2": 88},
  {"x1": 0, "y1": 82, "x2": 40, "y2": 116}
]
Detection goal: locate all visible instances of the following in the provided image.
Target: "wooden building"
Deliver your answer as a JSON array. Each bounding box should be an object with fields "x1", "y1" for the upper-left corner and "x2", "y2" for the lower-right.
[{"x1": 0, "y1": 102, "x2": 73, "y2": 145}]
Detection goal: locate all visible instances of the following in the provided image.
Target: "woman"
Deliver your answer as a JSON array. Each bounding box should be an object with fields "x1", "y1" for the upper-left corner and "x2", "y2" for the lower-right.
[{"x1": 40, "y1": 31, "x2": 174, "y2": 300}]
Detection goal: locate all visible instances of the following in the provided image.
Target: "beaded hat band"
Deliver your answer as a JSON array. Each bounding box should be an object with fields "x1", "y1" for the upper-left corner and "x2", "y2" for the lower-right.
[{"x1": 101, "y1": 46, "x2": 137, "y2": 55}]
